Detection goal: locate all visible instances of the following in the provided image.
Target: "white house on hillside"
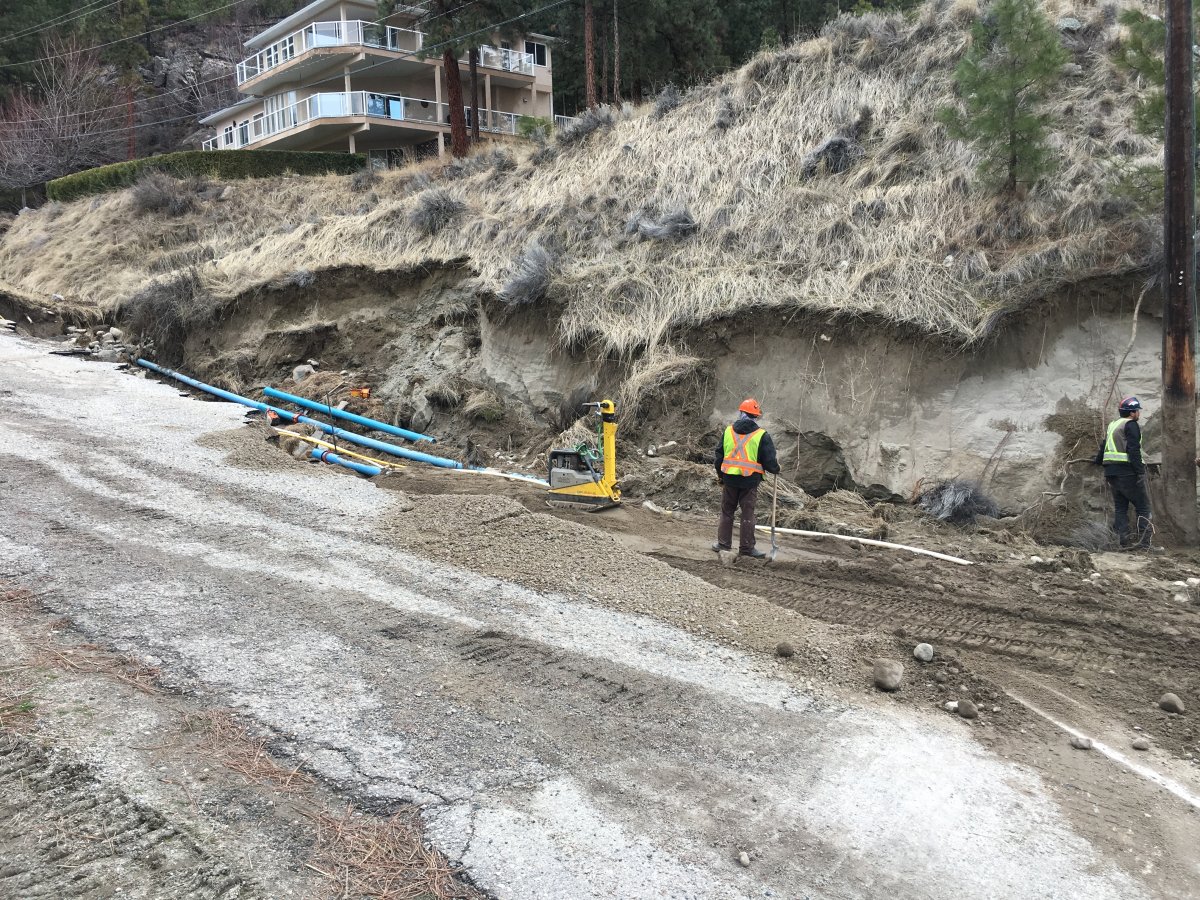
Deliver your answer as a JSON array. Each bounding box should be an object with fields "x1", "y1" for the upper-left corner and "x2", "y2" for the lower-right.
[{"x1": 199, "y1": 0, "x2": 569, "y2": 165}]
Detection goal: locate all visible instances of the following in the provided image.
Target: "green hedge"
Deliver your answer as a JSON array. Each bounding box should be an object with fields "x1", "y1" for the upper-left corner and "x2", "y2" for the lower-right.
[{"x1": 47, "y1": 150, "x2": 366, "y2": 202}]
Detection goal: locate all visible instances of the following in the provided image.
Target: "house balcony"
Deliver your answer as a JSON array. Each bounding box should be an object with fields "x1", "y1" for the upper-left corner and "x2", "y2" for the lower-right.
[
  {"x1": 236, "y1": 20, "x2": 535, "y2": 95},
  {"x1": 201, "y1": 90, "x2": 536, "y2": 152}
]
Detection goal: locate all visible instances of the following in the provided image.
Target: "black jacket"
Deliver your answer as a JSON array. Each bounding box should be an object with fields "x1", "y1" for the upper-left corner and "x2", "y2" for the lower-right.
[
  {"x1": 714, "y1": 415, "x2": 780, "y2": 488},
  {"x1": 1095, "y1": 417, "x2": 1145, "y2": 477}
]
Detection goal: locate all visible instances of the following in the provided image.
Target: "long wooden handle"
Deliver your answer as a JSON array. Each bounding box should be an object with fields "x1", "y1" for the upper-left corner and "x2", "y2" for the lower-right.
[{"x1": 771, "y1": 473, "x2": 779, "y2": 529}]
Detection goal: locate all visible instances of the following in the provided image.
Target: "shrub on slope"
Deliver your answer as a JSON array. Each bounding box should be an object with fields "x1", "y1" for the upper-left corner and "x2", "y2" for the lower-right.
[{"x1": 0, "y1": 0, "x2": 1159, "y2": 354}]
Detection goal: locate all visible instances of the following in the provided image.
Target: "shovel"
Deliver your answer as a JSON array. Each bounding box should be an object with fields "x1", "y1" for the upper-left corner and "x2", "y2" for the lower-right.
[{"x1": 768, "y1": 472, "x2": 780, "y2": 562}]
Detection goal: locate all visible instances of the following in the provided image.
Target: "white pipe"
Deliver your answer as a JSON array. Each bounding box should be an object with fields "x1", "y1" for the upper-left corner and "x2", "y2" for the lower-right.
[
  {"x1": 1007, "y1": 691, "x2": 1200, "y2": 813},
  {"x1": 451, "y1": 467, "x2": 549, "y2": 487},
  {"x1": 755, "y1": 524, "x2": 973, "y2": 566}
]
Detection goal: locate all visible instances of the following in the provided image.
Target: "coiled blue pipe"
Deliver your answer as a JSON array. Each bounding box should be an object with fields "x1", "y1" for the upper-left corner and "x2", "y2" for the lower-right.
[
  {"x1": 136, "y1": 359, "x2": 464, "y2": 470},
  {"x1": 310, "y1": 447, "x2": 382, "y2": 477},
  {"x1": 263, "y1": 386, "x2": 434, "y2": 444}
]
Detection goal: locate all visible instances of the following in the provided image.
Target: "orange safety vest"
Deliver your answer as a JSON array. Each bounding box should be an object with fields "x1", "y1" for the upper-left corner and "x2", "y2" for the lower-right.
[{"x1": 721, "y1": 426, "x2": 765, "y2": 476}]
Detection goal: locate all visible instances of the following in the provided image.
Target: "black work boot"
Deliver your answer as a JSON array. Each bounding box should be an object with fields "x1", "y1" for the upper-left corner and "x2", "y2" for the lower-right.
[
  {"x1": 712, "y1": 542, "x2": 731, "y2": 553},
  {"x1": 740, "y1": 548, "x2": 767, "y2": 559}
]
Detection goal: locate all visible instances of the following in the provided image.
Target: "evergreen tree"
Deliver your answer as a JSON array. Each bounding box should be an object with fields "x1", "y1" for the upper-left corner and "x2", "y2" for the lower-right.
[
  {"x1": 939, "y1": 0, "x2": 1068, "y2": 192},
  {"x1": 399, "y1": 0, "x2": 534, "y2": 158},
  {"x1": 0, "y1": 1, "x2": 74, "y2": 94},
  {"x1": 546, "y1": 0, "x2": 728, "y2": 115},
  {"x1": 1113, "y1": 8, "x2": 1200, "y2": 140},
  {"x1": 1107, "y1": 9, "x2": 1200, "y2": 209}
]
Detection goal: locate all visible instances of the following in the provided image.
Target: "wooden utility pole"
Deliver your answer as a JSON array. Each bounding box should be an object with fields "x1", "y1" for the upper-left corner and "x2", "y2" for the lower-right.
[
  {"x1": 601, "y1": 26, "x2": 608, "y2": 104},
  {"x1": 126, "y1": 83, "x2": 135, "y2": 160},
  {"x1": 584, "y1": 0, "x2": 596, "y2": 108},
  {"x1": 442, "y1": 46, "x2": 469, "y2": 157},
  {"x1": 612, "y1": 0, "x2": 620, "y2": 102},
  {"x1": 1162, "y1": 0, "x2": 1199, "y2": 543},
  {"x1": 469, "y1": 47, "x2": 480, "y2": 144}
]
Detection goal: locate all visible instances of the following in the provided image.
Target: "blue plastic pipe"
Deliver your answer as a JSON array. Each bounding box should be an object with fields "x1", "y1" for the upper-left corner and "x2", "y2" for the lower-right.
[
  {"x1": 310, "y1": 447, "x2": 382, "y2": 477},
  {"x1": 136, "y1": 359, "x2": 464, "y2": 470},
  {"x1": 138, "y1": 358, "x2": 271, "y2": 411},
  {"x1": 263, "y1": 386, "x2": 435, "y2": 444}
]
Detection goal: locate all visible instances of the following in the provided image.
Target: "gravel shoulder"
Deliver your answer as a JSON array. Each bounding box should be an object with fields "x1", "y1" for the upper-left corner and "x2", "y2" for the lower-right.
[{"x1": 2, "y1": 335, "x2": 1198, "y2": 899}]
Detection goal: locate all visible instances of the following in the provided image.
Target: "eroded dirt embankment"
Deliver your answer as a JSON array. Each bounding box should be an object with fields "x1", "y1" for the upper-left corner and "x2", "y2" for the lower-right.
[{"x1": 89, "y1": 261, "x2": 1159, "y2": 524}]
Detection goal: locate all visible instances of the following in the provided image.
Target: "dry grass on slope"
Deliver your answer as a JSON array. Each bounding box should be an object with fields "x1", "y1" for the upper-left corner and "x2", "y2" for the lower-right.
[{"x1": 0, "y1": 0, "x2": 1160, "y2": 354}]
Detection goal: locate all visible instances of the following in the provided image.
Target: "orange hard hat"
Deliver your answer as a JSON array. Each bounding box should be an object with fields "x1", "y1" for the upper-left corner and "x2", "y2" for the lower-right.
[{"x1": 738, "y1": 398, "x2": 763, "y2": 417}]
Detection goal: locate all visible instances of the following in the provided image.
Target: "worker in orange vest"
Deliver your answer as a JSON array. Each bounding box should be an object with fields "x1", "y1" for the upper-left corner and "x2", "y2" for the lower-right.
[{"x1": 713, "y1": 398, "x2": 781, "y2": 558}]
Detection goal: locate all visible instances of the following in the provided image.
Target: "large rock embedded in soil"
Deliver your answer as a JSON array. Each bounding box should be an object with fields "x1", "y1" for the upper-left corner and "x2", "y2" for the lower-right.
[
  {"x1": 873, "y1": 659, "x2": 904, "y2": 692},
  {"x1": 1159, "y1": 693, "x2": 1185, "y2": 714}
]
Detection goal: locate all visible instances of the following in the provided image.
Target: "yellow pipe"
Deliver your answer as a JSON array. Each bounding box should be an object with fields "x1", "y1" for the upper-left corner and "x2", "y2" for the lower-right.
[
  {"x1": 275, "y1": 427, "x2": 548, "y2": 485},
  {"x1": 272, "y1": 428, "x2": 407, "y2": 470}
]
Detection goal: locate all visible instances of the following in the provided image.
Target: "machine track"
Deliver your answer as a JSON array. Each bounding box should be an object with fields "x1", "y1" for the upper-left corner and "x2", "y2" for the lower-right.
[
  {"x1": 656, "y1": 553, "x2": 1200, "y2": 685},
  {"x1": 0, "y1": 734, "x2": 258, "y2": 900}
]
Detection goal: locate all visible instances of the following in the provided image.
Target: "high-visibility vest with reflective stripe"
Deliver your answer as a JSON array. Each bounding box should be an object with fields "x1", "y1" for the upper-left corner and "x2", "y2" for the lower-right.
[
  {"x1": 721, "y1": 426, "x2": 765, "y2": 476},
  {"x1": 1103, "y1": 418, "x2": 1130, "y2": 464}
]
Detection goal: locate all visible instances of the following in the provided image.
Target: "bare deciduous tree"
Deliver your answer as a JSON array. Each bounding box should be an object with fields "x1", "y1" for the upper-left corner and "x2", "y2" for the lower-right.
[{"x1": 0, "y1": 36, "x2": 122, "y2": 204}]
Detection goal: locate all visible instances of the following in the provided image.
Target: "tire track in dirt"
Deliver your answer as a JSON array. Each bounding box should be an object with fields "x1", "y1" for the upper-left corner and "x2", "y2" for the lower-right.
[
  {"x1": 456, "y1": 630, "x2": 657, "y2": 709},
  {"x1": 0, "y1": 734, "x2": 258, "y2": 899},
  {"x1": 656, "y1": 554, "x2": 1200, "y2": 688}
]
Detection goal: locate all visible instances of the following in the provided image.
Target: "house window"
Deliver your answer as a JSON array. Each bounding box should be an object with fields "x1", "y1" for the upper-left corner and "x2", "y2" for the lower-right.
[
  {"x1": 524, "y1": 41, "x2": 547, "y2": 67},
  {"x1": 223, "y1": 125, "x2": 234, "y2": 147}
]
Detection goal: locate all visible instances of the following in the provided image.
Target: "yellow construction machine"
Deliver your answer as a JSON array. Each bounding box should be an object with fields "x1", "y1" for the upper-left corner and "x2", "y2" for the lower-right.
[{"x1": 545, "y1": 399, "x2": 622, "y2": 511}]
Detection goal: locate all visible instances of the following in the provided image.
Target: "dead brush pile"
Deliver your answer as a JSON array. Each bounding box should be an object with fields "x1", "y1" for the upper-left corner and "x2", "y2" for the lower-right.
[
  {"x1": 0, "y1": 0, "x2": 1160, "y2": 356},
  {"x1": 780, "y1": 488, "x2": 888, "y2": 538},
  {"x1": 616, "y1": 346, "x2": 705, "y2": 425},
  {"x1": 916, "y1": 478, "x2": 1000, "y2": 525}
]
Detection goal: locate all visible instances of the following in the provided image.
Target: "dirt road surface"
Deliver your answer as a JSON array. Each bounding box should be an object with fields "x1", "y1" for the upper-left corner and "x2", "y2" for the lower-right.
[{"x1": 2, "y1": 335, "x2": 1198, "y2": 899}]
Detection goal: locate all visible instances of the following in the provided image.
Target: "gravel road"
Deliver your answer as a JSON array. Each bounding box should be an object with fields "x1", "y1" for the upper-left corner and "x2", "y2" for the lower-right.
[{"x1": 0, "y1": 336, "x2": 1161, "y2": 898}]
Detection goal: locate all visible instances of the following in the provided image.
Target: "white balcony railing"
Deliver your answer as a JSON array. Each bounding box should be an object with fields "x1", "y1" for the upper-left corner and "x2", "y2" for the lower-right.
[
  {"x1": 201, "y1": 91, "x2": 525, "y2": 150},
  {"x1": 237, "y1": 21, "x2": 425, "y2": 83},
  {"x1": 235, "y1": 19, "x2": 533, "y2": 84},
  {"x1": 554, "y1": 115, "x2": 578, "y2": 131},
  {"x1": 475, "y1": 44, "x2": 535, "y2": 75}
]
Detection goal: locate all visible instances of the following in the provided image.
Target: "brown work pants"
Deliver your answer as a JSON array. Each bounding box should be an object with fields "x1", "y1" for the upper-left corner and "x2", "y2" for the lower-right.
[{"x1": 717, "y1": 481, "x2": 759, "y2": 552}]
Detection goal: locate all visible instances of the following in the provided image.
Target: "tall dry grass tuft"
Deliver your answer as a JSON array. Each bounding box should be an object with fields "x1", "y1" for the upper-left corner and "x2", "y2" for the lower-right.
[
  {"x1": 499, "y1": 239, "x2": 555, "y2": 305},
  {"x1": 410, "y1": 188, "x2": 465, "y2": 236},
  {"x1": 0, "y1": 0, "x2": 1160, "y2": 356},
  {"x1": 617, "y1": 347, "x2": 704, "y2": 424}
]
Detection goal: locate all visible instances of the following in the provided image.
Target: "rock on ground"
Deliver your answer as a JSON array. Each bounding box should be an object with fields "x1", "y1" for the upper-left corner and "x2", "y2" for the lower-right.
[
  {"x1": 873, "y1": 659, "x2": 904, "y2": 692},
  {"x1": 1070, "y1": 736, "x2": 1093, "y2": 751},
  {"x1": 956, "y1": 700, "x2": 978, "y2": 720},
  {"x1": 1159, "y1": 693, "x2": 1185, "y2": 714},
  {"x1": 775, "y1": 642, "x2": 795, "y2": 658},
  {"x1": 913, "y1": 643, "x2": 934, "y2": 663},
  {"x1": 1132, "y1": 738, "x2": 1151, "y2": 751}
]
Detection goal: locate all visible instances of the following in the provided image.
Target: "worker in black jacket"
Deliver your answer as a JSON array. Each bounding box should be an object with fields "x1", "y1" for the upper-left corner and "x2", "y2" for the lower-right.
[
  {"x1": 713, "y1": 398, "x2": 781, "y2": 558},
  {"x1": 1095, "y1": 396, "x2": 1153, "y2": 548}
]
